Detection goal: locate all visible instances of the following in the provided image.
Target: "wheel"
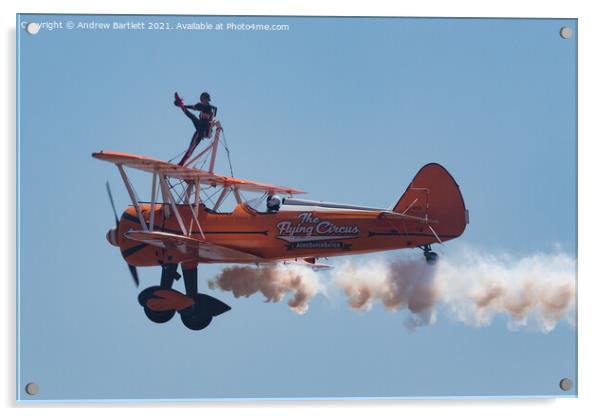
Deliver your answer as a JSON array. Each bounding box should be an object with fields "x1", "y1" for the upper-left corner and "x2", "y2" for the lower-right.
[
  {"x1": 180, "y1": 306, "x2": 213, "y2": 330},
  {"x1": 178, "y1": 293, "x2": 231, "y2": 330},
  {"x1": 144, "y1": 307, "x2": 175, "y2": 324},
  {"x1": 138, "y1": 286, "x2": 176, "y2": 324},
  {"x1": 425, "y1": 251, "x2": 439, "y2": 264}
]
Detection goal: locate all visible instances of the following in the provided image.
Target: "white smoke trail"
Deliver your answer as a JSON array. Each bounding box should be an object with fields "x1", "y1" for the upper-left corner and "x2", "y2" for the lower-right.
[
  {"x1": 332, "y1": 248, "x2": 576, "y2": 333},
  {"x1": 331, "y1": 258, "x2": 438, "y2": 330},
  {"x1": 434, "y1": 248, "x2": 576, "y2": 333},
  {"x1": 208, "y1": 247, "x2": 576, "y2": 332},
  {"x1": 208, "y1": 264, "x2": 325, "y2": 314}
]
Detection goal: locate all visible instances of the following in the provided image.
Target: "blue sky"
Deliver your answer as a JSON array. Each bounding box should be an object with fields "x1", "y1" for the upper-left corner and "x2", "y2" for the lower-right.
[{"x1": 17, "y1": 15, "x2": 576, "y2": 401}]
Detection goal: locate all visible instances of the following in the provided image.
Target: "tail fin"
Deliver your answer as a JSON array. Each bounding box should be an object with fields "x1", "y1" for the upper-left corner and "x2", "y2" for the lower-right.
[{"x1": 393, "y1": 163, "x2": 468, "y2": 239}]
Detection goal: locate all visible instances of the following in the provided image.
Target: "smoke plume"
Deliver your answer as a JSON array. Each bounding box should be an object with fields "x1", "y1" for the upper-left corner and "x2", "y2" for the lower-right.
[
  {"x1": 208, "y1": 247, "x2": 576, "y2": 332},
  {"x1": 434, "y1": 248, "x2": 576, "y2": 332},
  {"x1": 208, "y1": 264, "x2": 324, "y2": 314},
  {"x1": 331, "y1": 258, "x2": 438, "y2": 330}
]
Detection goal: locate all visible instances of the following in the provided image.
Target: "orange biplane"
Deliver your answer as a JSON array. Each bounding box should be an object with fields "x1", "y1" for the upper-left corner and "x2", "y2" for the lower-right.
[{"x1": 93, "y1": 118, "x2": 468, "y2": 330}]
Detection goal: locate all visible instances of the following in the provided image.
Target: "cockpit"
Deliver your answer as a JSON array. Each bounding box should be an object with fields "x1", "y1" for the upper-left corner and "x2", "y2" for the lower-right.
[{"x1": 242, "y1": 193, "x2": 286, "y2": 214}]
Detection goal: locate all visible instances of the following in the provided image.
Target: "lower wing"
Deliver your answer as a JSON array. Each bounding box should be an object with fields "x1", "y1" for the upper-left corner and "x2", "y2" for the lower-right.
[{"x1": 124, "y1": 230, "x2": 262, "y2": 263}]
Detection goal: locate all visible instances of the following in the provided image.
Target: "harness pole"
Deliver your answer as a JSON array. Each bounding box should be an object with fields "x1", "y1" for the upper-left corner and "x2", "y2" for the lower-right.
[{"x1": 208, "y1": 120, "x2": 222, "y2": 174}]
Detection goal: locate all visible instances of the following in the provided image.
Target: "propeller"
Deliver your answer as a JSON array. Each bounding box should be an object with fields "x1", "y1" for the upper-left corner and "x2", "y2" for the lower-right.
[
  {"x1": 106, "y1": 181, "x2": 140, "y2": 286},
  {"x1": 128, "y1": 264, "x2": 140, "y2": 287},
  {"x1": 106, "y1": 181, "x2": 119, "y2": 227}
]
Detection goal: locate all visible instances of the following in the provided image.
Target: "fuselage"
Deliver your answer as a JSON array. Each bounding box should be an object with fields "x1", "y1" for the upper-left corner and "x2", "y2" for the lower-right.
[{"x1": 115, "y1": 202, "x2": 463, "y2": 267}]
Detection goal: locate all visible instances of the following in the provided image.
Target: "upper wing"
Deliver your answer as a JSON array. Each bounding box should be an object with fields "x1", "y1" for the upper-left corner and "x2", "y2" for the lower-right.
[
  {"x1": 124, "y1": 230, "x2": 262, "y2": 263},
  {"x1": 92, "y1": 150, "x2": 304, "y2": 195}
]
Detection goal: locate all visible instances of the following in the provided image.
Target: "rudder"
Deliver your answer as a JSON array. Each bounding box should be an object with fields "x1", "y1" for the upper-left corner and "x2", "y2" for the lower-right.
[{"x1": 393, "y1": 163, "x2": 468, "y2": 239}]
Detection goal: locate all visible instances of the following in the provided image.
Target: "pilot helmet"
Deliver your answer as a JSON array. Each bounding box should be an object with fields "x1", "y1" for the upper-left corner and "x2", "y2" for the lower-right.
[{"x1": 267, "y1": 195, "x2": 282, "y2": 211}]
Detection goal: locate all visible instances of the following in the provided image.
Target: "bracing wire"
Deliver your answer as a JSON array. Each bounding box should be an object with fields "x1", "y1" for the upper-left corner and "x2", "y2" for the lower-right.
[
  {"x1": 168, "y1": 149, "x2": 186, "y2": 164},
  {"x1": 220, "y1": 128, "x2": 235, "y2": 177},
  {"x1": 201, "y1": 186, "x2": 223, "y2": 207}
]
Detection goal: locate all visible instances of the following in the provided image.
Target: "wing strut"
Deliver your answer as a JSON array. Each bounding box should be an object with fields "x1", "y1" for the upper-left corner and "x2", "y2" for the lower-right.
[
  {"x1": 149, "y1": 169, "x2": 158, "y2": 231},
  {"x1": 117, "y1": 164, "x2": 148, "y2": 231},
  {"x1": 159, "y1": 174, "x2": 187, "y2": 235},
  {"x1": 194, "y1": 177, "x2": 201, "y2": 216},
  {"x1": 213, "y1": 187, "x2": 230, "y2": 211},
  {"x1": 233, "y1": 187, "x2": 242, "y2": 203},
  {"x1": 187, "y1": 201, "x2": 205, "y2": 239}
]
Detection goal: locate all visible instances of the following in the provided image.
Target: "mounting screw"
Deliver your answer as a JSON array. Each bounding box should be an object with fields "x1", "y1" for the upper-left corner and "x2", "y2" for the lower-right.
[
  {"x1": 25, "y1": 383, "x2": 39, "y2": 395},
  {"x1": 559, "y1": 378, "x2": 573, "y2": 391},
  {"x1": 559, "y1": 26, "x2": 573, "y2": 39},
  {"x1": 25, "y1": 22, "x2": 40, "y2": 35}
]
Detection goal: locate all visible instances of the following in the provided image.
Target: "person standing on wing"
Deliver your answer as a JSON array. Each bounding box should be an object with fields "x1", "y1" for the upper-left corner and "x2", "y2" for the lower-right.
[{"x1": 174, "y1": 91, "x2": 218, "y2": 166}]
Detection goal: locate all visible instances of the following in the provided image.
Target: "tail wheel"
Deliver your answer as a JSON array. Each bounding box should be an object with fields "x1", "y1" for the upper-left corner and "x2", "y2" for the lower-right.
[
  {"x1": 425, "y1": 251, "x2": 439, "y2": 264},
  {"x1": 420, "y1": 245, "x2": 439, "y2": 264}
]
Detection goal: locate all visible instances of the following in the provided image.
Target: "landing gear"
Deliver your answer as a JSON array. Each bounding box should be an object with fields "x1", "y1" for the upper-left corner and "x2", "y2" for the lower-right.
[
  {"x1": 138, "y1": 263, "x2": 231, "y2": 330},
  {"x1": 178, "y1": 267, "x2": 230, "y2": 330},
  {"x1": 420, "y1": 244, "x2": 439, "y2": 264}
]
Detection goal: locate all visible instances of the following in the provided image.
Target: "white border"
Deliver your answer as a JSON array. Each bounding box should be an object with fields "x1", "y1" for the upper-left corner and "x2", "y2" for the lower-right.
[{"x1": 3, "y1": 1, "x2": 600, "y2": 415}]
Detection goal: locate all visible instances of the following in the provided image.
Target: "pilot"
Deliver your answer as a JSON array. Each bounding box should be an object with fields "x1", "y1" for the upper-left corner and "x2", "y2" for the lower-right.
[
  {"x1": 174, "y1": 91, "x2": 218, "y2": 166},
  {"x1": 266, "y1": 195, "x2": 282, "y2": 212}
]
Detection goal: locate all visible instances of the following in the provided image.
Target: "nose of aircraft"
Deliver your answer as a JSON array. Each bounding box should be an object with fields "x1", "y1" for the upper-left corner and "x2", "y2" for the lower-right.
[{"x1": 106, "y1": 227, "x2": 119, "y2": 246}]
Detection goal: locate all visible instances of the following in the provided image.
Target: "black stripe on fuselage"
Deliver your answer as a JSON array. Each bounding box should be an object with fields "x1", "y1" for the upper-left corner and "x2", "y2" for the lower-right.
[
  {"x1": 121, "y1": 213, "x2": 146, "y2": 225},
  {"x1": 121, "y1": 243, "x2": 148, "y2": 258}
]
